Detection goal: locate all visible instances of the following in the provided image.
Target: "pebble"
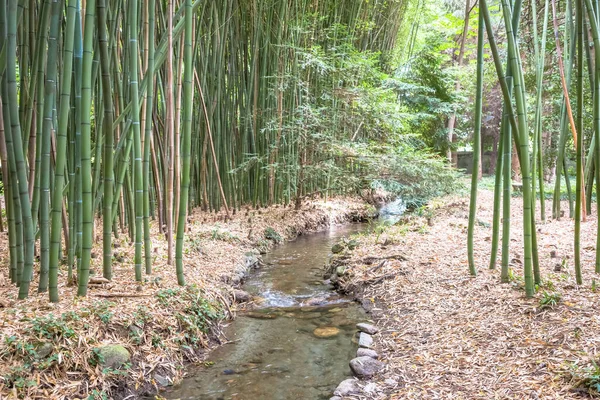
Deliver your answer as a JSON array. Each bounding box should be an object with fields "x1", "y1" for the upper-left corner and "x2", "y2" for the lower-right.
[
  {"x1": 154, "y1": 374, "x2": 170, "y2": 387},
  {"x1": 313, "y1": 326, "x2": 340, "y2": 338},
  {"x1": 357, "y1": 348, "x2": 379, "y2": 359},
  {"x1": 349, "y1": 356, "x2": 384, "y2": 378},
  {"x1": 233, "y1": 289, "x2": 252, "y2": 302},
  {"x1": 358, "y1": 332, "x2": 374, "y2": 348},
  {"x1": 356, "y1": 322, "x2": 379, "y2": 335},
  {"x1": 333, "y1": 378, "x2": 360, "y2": 396}
]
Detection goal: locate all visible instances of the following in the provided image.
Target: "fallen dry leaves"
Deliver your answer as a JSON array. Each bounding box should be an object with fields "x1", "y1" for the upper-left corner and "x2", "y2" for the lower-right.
[
  {"x1": 0, "y1": 197, "x2": 370, "y2": 399},
  {"x1": 336, "y1": 190, "x2": 600, "y2": 400}
]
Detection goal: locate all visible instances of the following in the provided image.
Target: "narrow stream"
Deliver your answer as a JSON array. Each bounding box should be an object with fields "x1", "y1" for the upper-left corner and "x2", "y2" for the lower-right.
[{"x1": 163, "y1": 224, "x2": 366, "y2": 400}]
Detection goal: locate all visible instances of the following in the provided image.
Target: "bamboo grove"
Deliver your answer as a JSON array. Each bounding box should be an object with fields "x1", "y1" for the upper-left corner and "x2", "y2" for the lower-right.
[
  {"x1": 468, "y1": 0, "x2": 600, "y2": 296},
  {"x1": 0, "y1": 0, "x2": 406, "y2": 301}
]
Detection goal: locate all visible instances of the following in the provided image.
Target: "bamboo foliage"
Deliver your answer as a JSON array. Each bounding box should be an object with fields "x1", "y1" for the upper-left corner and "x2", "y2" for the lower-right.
[
  {"x1": 471, "y1": 0, "x2": 600, "y2": 294},
  {"x1": 0, "y1": 0, "x2": 407, "y2": 301}
]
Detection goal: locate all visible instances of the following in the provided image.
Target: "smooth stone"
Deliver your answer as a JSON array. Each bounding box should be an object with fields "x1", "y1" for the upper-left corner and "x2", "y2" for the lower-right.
[
  {"x1": 313, "y1": 326, "x2": 340, "y2": 338},
  {"x1": 357, "y1": 322, "x2": 379, "y2": 335},
  {"x1": 233, "y1": 289, "x2": 252, "y2": 303},
  {"x1": 330, "y1": 397, "x2": 342, "y2": 400},
  {"x1": 358, "y1": 332, "x2": 374, "y2": 348},
  {"x1": 97, "y1": 344, "x2": 131, "y2": 369},
  {"x1": 333, "y1": 378, "x2": 361, "y2": 396},
  {"x1": 154, "y1": 374, "x2": 170, "y2": 387},
  {"x1": 357, "y1": 348, "x2": 379, "y2": 359},
  {"x1": 35, "y1": 342, "x2": 54, "y2": 359},
  {"x1": 349, "y1": 356, "x2": 384, "y2": 378},
  {"x1": 336, "y1": 266, "x2": 346, "y2": 276},
  {"x1": 361, "y1": 299, "x2": 373, "y2": 313},
  {"x1": 246, "y1": 312, "x2": 278, "y2": 320}
]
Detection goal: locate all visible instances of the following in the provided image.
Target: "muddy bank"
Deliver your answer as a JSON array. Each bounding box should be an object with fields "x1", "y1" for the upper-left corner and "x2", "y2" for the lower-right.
[
  {"x1": 326, "y1": 191, "x2": 600, "y2": 399},
  {"x1": 0, "y1": 197, "x2": 371, "y2": 399}
]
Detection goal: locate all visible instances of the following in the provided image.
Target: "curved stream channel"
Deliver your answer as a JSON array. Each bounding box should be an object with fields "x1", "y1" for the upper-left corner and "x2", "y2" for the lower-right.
[{"x1": 164, "y1": 224, "x2": 366, "y2": 400}]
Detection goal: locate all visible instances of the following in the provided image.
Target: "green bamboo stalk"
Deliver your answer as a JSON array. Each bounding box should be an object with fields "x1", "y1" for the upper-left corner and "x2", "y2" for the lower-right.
[
  {"x1": 38, "y1": 0, "x2": 63, "y2": 293},
  {"x1": 467, "y1": 10, "x2": 484, "y2": 277},
  {"x1": 6, "y1": 0, "x2": 35, "y2": 300},
  {"x1": 143, "y1": 0, "x2": 155, "y2": 275},
  {"x1": 77, "y1": 0, "x2": 96, "y2": 297},
  {"x1": 499, "y1": 0, "x2": 535, "y2": 296},
  {"x1": 127, "y1": 0, "x2": 143, "y2": 282},
  {"x1": 49, "y1": 0, "x2": 77, "y2": 303},
  {"x1": 574, "y1": 0, "x2": 584, "y2": 285},
  {"x1": 175, "y1": 0, "x2": 193, "y2": 286},
  {"x1": 583, "y1": 0, "x2": 600, "y2": 273},
  {"x1": 98, "y1": 0, "x2": 114, "y2": 281}
]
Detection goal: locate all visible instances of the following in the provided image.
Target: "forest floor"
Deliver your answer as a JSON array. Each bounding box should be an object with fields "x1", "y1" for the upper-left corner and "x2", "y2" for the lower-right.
[
  {"x1": 333, "y1": 188, "x2": 600, "y2": 400},
  {"x1": 0, "y1": 197, "x2": 371, "y2": 399}
]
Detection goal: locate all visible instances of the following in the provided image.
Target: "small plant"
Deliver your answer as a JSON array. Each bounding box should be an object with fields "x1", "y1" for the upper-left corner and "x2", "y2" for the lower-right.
[
  {"x1": 536, "y1": 279, "x2": 555, "y2": 292},
  {"x1": 211, "y1": 228, "x2": 240, "y2": 243},
  {"x1": 176, "y1": 287, "x2": 221, "y2": 344},
  {"x1": 151, "y1": 334, "x2": 164, "y2": 349},
  {"x1": 156, "y1": 288, "x2": 180, "y2": 305},
  {"x1": 61, "y1": 311, "x2": 81, "y2": 322},
  {"x1": 264, "y1": 227, "x2": 282, "y2": 243},
  {"x1": 89, "y1": 348, "x2": 105, "y2": 367},
  {"x1": 507, "y1": 268, "x2": 515, "y2": 282},
  {"x1": 539, "y1": 291, "x2": 562, "y2": 309},
  {"x1": 156, "y1": 286, "x2": 223, "y2": 345},
  {"x1": 569, "y1": 361, "x2": 600, "y2": 394},
  {"x1": 134, "y1": 305, "x2": 152, "y2": 325},
  {"x1": 415, "y1": 205, "x2": 434, "y2": 220},
  {"x1": 88, "y1": 389, "x2": 111, "y2": 400},
  {"x1": 369, "y1": 219, "x2": 391, "y2": 244},
  {"x1": 91, "y1": 301, "x2": 115, "y2": 324},
  {"x1": 37, "y1": 353, "x2": 59, "y2": 371},
  {"x1": 3, "y1": 365, "x2": 36, "y2": 390},
  {"x1": 187, "y1": 237, "x2": 202, "y2": 254},
  {"x1": 27, "y1": 315, "x2": 76, "y2": 341},
  {"x1": 3, "y1": 336, "x2": 36, "y2": 360},
  {"x1": 102, "y1": 364, "x2": 131, "y2": 377}
]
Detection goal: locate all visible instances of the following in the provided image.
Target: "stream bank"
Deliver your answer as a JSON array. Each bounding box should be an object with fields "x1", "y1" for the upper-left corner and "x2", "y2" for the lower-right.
[
  {"x1": 325, "y1": 190, "x2": 600, "y2": 399},
  {"x1": 0, "y1": 197, "x2": 371, "y2": 400}
]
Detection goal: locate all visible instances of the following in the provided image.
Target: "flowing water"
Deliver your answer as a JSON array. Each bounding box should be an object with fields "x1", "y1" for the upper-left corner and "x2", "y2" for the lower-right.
[
  {"x1": 163, "y1": 224, "x2": 366, "y2": 400},
  {"x1": 378, "y1": 198, "x2": 406, "y2": 225}
]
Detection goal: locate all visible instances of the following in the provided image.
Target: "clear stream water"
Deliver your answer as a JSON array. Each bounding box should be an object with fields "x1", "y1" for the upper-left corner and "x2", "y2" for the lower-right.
[{"x1": 163, "y1": 224, "x2": 366, "y2": 400}]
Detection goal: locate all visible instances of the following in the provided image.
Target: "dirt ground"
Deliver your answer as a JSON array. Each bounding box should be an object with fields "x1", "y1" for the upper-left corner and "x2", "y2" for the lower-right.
[
  {"x1": 0, "y1": 197, "x2": 370, "y2": 399},
  {"x1": 334, "y1": 190, "x2": 600, "y2": 400}
]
